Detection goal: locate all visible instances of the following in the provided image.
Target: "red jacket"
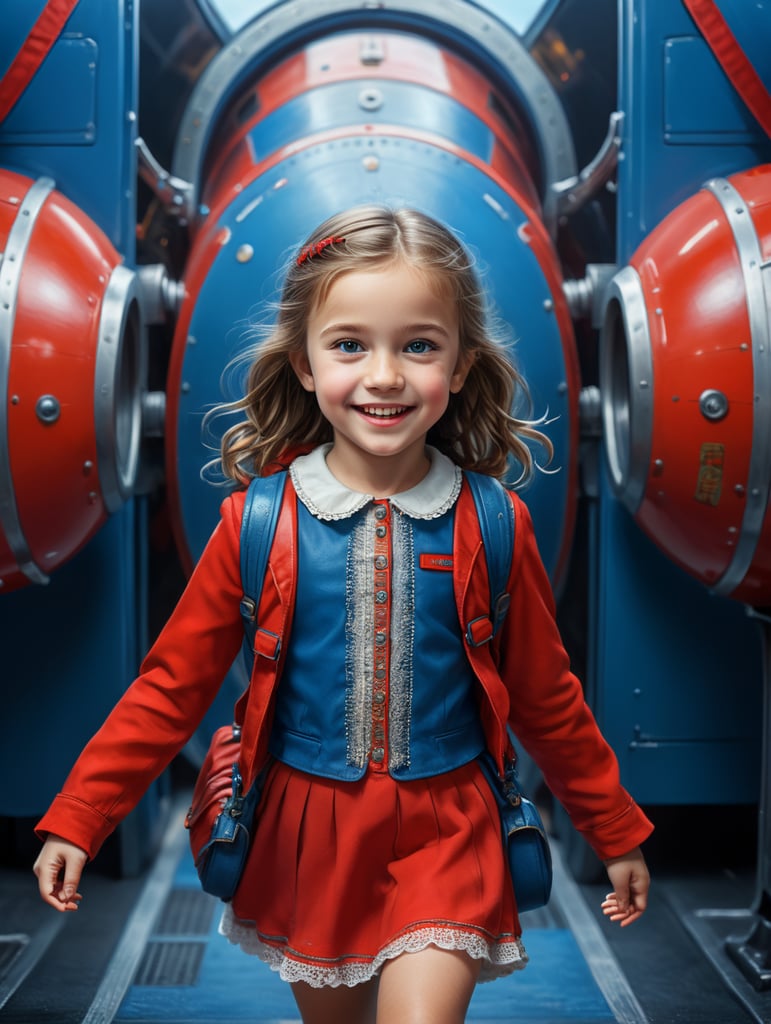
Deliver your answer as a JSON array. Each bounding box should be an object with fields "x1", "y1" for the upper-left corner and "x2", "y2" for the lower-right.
[{"x1": 36, "y1": 477, "x2": 653, "y2": 861}]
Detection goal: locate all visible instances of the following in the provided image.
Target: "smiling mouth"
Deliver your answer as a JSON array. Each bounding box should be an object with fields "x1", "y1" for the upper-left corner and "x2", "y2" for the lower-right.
[{"x1": 356, "y1": 405, "x2": 412, "y2": 418}]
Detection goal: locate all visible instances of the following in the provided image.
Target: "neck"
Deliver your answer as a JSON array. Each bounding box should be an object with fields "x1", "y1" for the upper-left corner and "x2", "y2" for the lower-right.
[{"x1": 325, "y1": 444, "x2": 431, "y2": 497}]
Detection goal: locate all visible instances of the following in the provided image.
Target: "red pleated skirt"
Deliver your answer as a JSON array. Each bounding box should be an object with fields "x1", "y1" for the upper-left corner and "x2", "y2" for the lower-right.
[{"x1": 219, "y1": 758, "x2": 527, "y2": 988}]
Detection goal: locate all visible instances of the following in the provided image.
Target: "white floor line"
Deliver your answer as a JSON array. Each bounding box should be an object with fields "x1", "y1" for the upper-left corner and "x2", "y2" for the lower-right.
[
  {"x1": 550, "y1": 840, "x2": 649, "y2": 1024},
  {"x1": 81, "y1": 794, "x2": 189, "y2": 1024},
  {"x1": 0, "y1": 918, "x2": 65, "y2": 1011}
]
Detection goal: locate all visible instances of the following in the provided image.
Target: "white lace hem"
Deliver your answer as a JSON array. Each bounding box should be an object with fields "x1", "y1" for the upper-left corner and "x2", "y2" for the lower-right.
[{"x1": 219, "y1": 905, "x2": 528, "y2": 988}]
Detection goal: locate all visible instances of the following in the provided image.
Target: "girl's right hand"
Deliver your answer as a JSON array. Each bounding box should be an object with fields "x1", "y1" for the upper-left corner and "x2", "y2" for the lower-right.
[{"x1": 33, "y1": 835, "x2": 88, "y2": 912}]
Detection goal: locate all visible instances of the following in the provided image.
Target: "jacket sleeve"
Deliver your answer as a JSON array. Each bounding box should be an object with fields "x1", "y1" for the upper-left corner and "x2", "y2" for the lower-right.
[
  {"x1": 497, "y1": 492, "x2": 653, "y2": 861},
  {"x1": 34, "y1": 491, "x2": 248, "y2": 859}
]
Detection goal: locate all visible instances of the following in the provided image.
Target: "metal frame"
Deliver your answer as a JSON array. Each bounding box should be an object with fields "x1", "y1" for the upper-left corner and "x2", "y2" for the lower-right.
[
  {"x1": 0, "y1": 177, "x2": 56, "y2": 586},
  {"x1": 704, "y1": 177, "x2": 771, "y2": 598},
  {"x1": 170, "y1": 0, "x2": 576, "y2": 228},
  {"x1": 94, "y1": 263, "x2": 145, "y2": 515},
  {"x1": 599, "y1": 265, "x2": 654, "y2": 515}
]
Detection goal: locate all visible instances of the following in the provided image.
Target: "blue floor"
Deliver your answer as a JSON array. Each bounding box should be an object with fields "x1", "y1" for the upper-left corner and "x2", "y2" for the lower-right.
[{"x1": 115, "y1": 849, "x2": 616, "y2": 1024}]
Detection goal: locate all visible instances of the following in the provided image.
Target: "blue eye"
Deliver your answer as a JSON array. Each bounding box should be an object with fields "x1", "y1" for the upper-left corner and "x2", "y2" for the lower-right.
[
  {"x1": 406, "y1": 339, "x2": 434, "y2": 354},
  {"x1": 337, "y1": 339, "x2": 362, "y2": 353}
]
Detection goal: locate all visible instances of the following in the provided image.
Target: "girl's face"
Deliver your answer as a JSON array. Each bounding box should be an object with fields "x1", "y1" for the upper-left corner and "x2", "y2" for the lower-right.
[{"x1": 291, "y1": 261, "x2": 468, "y2": 490}]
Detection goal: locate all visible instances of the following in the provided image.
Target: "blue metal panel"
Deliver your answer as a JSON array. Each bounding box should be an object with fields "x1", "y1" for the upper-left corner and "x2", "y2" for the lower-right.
[
  {"x1": 617, "y1": 0, "x2": 771, "y2": 260},
  {"x1": 175, "y1": 137, "x2": 573, "y2": 583},
  {"x1": 246, "y1": 80, "x2": 495, "y2": 164},
  {"x1": 592, "y1": 472, "x2": 762, "y2": 805},
  {"x1": 589, "y1": 0, "x2": 771, "y2": 805},
  {"x1": 664, "y1": 37, "x2": 765, "y2": 144},
  {"x1": 0, "y1": 2, "x2": 161, "y2": 868},
  {"x1": 0, "y1": 1, "x2": 50, "y2": 80},
  {"x1": 0, "y1": 0, "x2": 139, "y2": 256},
  {"x1": 1, "y1": 36, "x2": 98, "y2": 145},
  {"x1": 0, "y1": 504, "x2": 146, "y2": 815}
]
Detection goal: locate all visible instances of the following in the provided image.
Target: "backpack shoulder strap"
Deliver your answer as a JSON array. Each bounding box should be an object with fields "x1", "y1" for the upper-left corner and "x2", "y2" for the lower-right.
[
  {"x1": 239, "y1": 470, "x2": 288, "y2": 647},
  {"x1": 463, "y1": 470, "x2": 515, "y2": 643}
]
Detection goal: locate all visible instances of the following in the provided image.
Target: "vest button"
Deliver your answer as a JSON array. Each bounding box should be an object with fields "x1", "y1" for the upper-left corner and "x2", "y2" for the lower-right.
[
  {"x1": 375, "y1": 669, "x2": 386, "y2": 680},
  {"x1": 373, "y1": 691, "x2": 385, "y2": 704},
  {"x1": 376, "y1": 525, "x2": 387, "y2": 538},
  {"x1": 375, "y1": 631, "x2": 386, "y2": 645},
  {"x1": 372, "y1": 747, "x2": 385, "y2": 762},
  {"x1": 374, "y1": 506, "x2": 387, "y2": 520},
  {"x1": 375, "y1": 590, "x2": 387, "y2": 604},
  {"x1": 375, "y1": 555, "x2": 388, "y2": 569}
]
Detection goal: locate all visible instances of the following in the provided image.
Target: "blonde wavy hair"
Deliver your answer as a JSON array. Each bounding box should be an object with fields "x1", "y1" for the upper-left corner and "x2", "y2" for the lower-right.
[{"x1": 211, "y1": 205, "x2": 553, "y2": 484}]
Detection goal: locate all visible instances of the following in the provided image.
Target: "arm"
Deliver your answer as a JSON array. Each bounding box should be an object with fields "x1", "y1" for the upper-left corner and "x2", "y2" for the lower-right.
[
  {"x1": 497, "y1": 494, "x2": 653, "y2": 861},
  {"x1": 34, "y1": 491, "x2": 248, "y2": 862}
]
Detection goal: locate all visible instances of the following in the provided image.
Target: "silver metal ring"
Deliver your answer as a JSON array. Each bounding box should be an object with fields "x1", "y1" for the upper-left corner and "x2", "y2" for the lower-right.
[
  {"x1": 171, "y1": 0, "x2": 576, "y2": 227},
  {"x1": 0, "y1": 177, "x2": 55, "y2": 585},
  {"x1": 704, "y1": 177, "x2": 771, "y2": 598},
  {"x1": 599, "y1": 265, "x2": 654, "y2": 515},
  {"x1": 94, "y1": 263, "x2": 145, "y2": 514}
]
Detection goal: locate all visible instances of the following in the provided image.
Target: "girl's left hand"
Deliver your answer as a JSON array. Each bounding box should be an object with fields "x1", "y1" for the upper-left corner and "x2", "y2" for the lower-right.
[{"x1": 601, "y1": 846, "x2": 650, "y2": 927}]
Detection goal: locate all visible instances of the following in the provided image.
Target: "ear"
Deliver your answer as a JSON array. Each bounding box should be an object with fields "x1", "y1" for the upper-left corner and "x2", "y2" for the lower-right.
[
  {"x1": 289, "y1": 349, "x2": 316, "y2": 392},
  {"x1": 449, "y1": 351, "x2": 472, "y2": 394}
]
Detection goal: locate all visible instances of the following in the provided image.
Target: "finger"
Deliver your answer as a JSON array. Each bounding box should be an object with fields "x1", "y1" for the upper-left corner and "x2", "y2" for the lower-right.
[
  {"x1": 35, "y1": 852, "x2": 83, "y2": 912},
  {"x1": 601, "y1": 896, "x2": 645, "y2": 926},
  {"x1": 59, "y1": 861, "x2": 84, "y2": 906}
]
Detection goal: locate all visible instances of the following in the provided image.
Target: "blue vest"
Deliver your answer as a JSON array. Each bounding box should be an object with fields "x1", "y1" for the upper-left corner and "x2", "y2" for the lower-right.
[{"x1": 268, "y1": 499, "x2": 486, "y2": 780}]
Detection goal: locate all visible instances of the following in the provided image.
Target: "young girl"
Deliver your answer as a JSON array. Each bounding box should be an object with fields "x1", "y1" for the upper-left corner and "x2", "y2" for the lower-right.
[{"x1": 34, "y1": 206, "x2": 652, "y2": 1024}]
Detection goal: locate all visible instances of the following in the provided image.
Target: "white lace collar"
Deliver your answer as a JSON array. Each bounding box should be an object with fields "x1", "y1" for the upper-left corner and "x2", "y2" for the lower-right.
[{"x1": 290, "y1": 444, "x2": 462, "y2": 521}]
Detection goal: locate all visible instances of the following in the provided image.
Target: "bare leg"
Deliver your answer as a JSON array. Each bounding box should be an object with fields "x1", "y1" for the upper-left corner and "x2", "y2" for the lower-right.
[
  {"x1": 291, "y1": 977, "x2": 378, "y2": 1024},
  {"x1": 376, "y1": 947, "x2": 481, "y2": 1024}
]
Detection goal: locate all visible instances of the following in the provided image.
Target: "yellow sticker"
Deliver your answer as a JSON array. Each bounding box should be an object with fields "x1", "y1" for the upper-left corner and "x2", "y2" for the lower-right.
[{"x1": 694, "y1": 443, "x2": 724, "y2": 506}]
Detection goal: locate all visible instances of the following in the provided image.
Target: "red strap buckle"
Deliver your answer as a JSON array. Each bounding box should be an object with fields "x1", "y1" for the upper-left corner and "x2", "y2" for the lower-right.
[{"x1": 466, "y1": 615, "x2": 493, "y2": 647}]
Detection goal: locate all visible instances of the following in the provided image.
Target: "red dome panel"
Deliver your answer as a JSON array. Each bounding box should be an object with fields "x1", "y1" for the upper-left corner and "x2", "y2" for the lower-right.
[
  {"x1": 601, "y1": 164, "x2": 771, "y2": 603},
  {"x1": 0, "y1": 171, "x2": 143, "y2": 591}
]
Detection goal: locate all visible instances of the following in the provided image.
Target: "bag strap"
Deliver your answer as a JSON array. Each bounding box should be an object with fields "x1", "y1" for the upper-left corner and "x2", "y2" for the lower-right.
[
  {"x1": 682, "y1": 0, "x2": 771, "y2": 137},
  {"x1": 232, "y1": 470, "x2": 288, "y2": 725},
  {"x1": 463, "y1": 471, "x2": 515, "y2": 646},
  {"x1": 0, "y1": 1, "x2": 81, "y2": 123},
  {"x1": 462, "y1": 471, "x2": 518, "y2": 771},
  {"x1": 239, "y1": 470, "x2": 288, "y2": 650}
]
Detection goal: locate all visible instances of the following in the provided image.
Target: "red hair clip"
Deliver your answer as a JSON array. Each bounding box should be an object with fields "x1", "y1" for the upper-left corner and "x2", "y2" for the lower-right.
[{"x1": 296, "y1": 235, "x2": 345, "y2": 266}]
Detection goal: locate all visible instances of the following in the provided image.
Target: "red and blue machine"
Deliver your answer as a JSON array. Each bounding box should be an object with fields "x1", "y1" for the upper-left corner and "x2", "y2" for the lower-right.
[{"x1": 1, "y1": 0, "x2": 770, "y2": 990}]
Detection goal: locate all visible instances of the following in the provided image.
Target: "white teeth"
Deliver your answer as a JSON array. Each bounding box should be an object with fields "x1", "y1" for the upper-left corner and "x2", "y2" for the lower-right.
[{"x1": 361, "y1": 406, "x2": 406, "y2": 417}]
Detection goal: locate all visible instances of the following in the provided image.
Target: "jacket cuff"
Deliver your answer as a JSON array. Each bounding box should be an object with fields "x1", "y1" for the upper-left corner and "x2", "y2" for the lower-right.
[
  {"x1": 35, "y1": 794, "x2": 115, "y2": 861},
  {"x1": 579, "y1": 800, "x2": 654, "y2": 861}
]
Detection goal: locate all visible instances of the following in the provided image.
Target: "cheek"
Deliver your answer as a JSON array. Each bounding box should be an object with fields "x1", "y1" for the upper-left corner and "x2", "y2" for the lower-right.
[
  {"x1": 422, "y1": 369, "x2": 455, "y2": 408},
  {"x1": 311, "y1": 363, "x2": 355, "y2": 406}
]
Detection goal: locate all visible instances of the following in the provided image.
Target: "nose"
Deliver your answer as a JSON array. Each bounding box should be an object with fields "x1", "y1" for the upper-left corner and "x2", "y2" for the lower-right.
[{"x1": 365, "y1": 350, "x2": 404, "y2": 390}]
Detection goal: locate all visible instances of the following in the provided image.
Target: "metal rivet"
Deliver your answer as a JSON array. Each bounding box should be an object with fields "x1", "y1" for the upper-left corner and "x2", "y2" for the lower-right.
[
  {"x1": 359, "y1": 87, "x2": 383, "y2": 111},
  {"x1": 36, "y1": 395, "x2": 60, "y2": 424},
  {"x1": 699, "y1": 389, "x2": 729, "y2": 422}
]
